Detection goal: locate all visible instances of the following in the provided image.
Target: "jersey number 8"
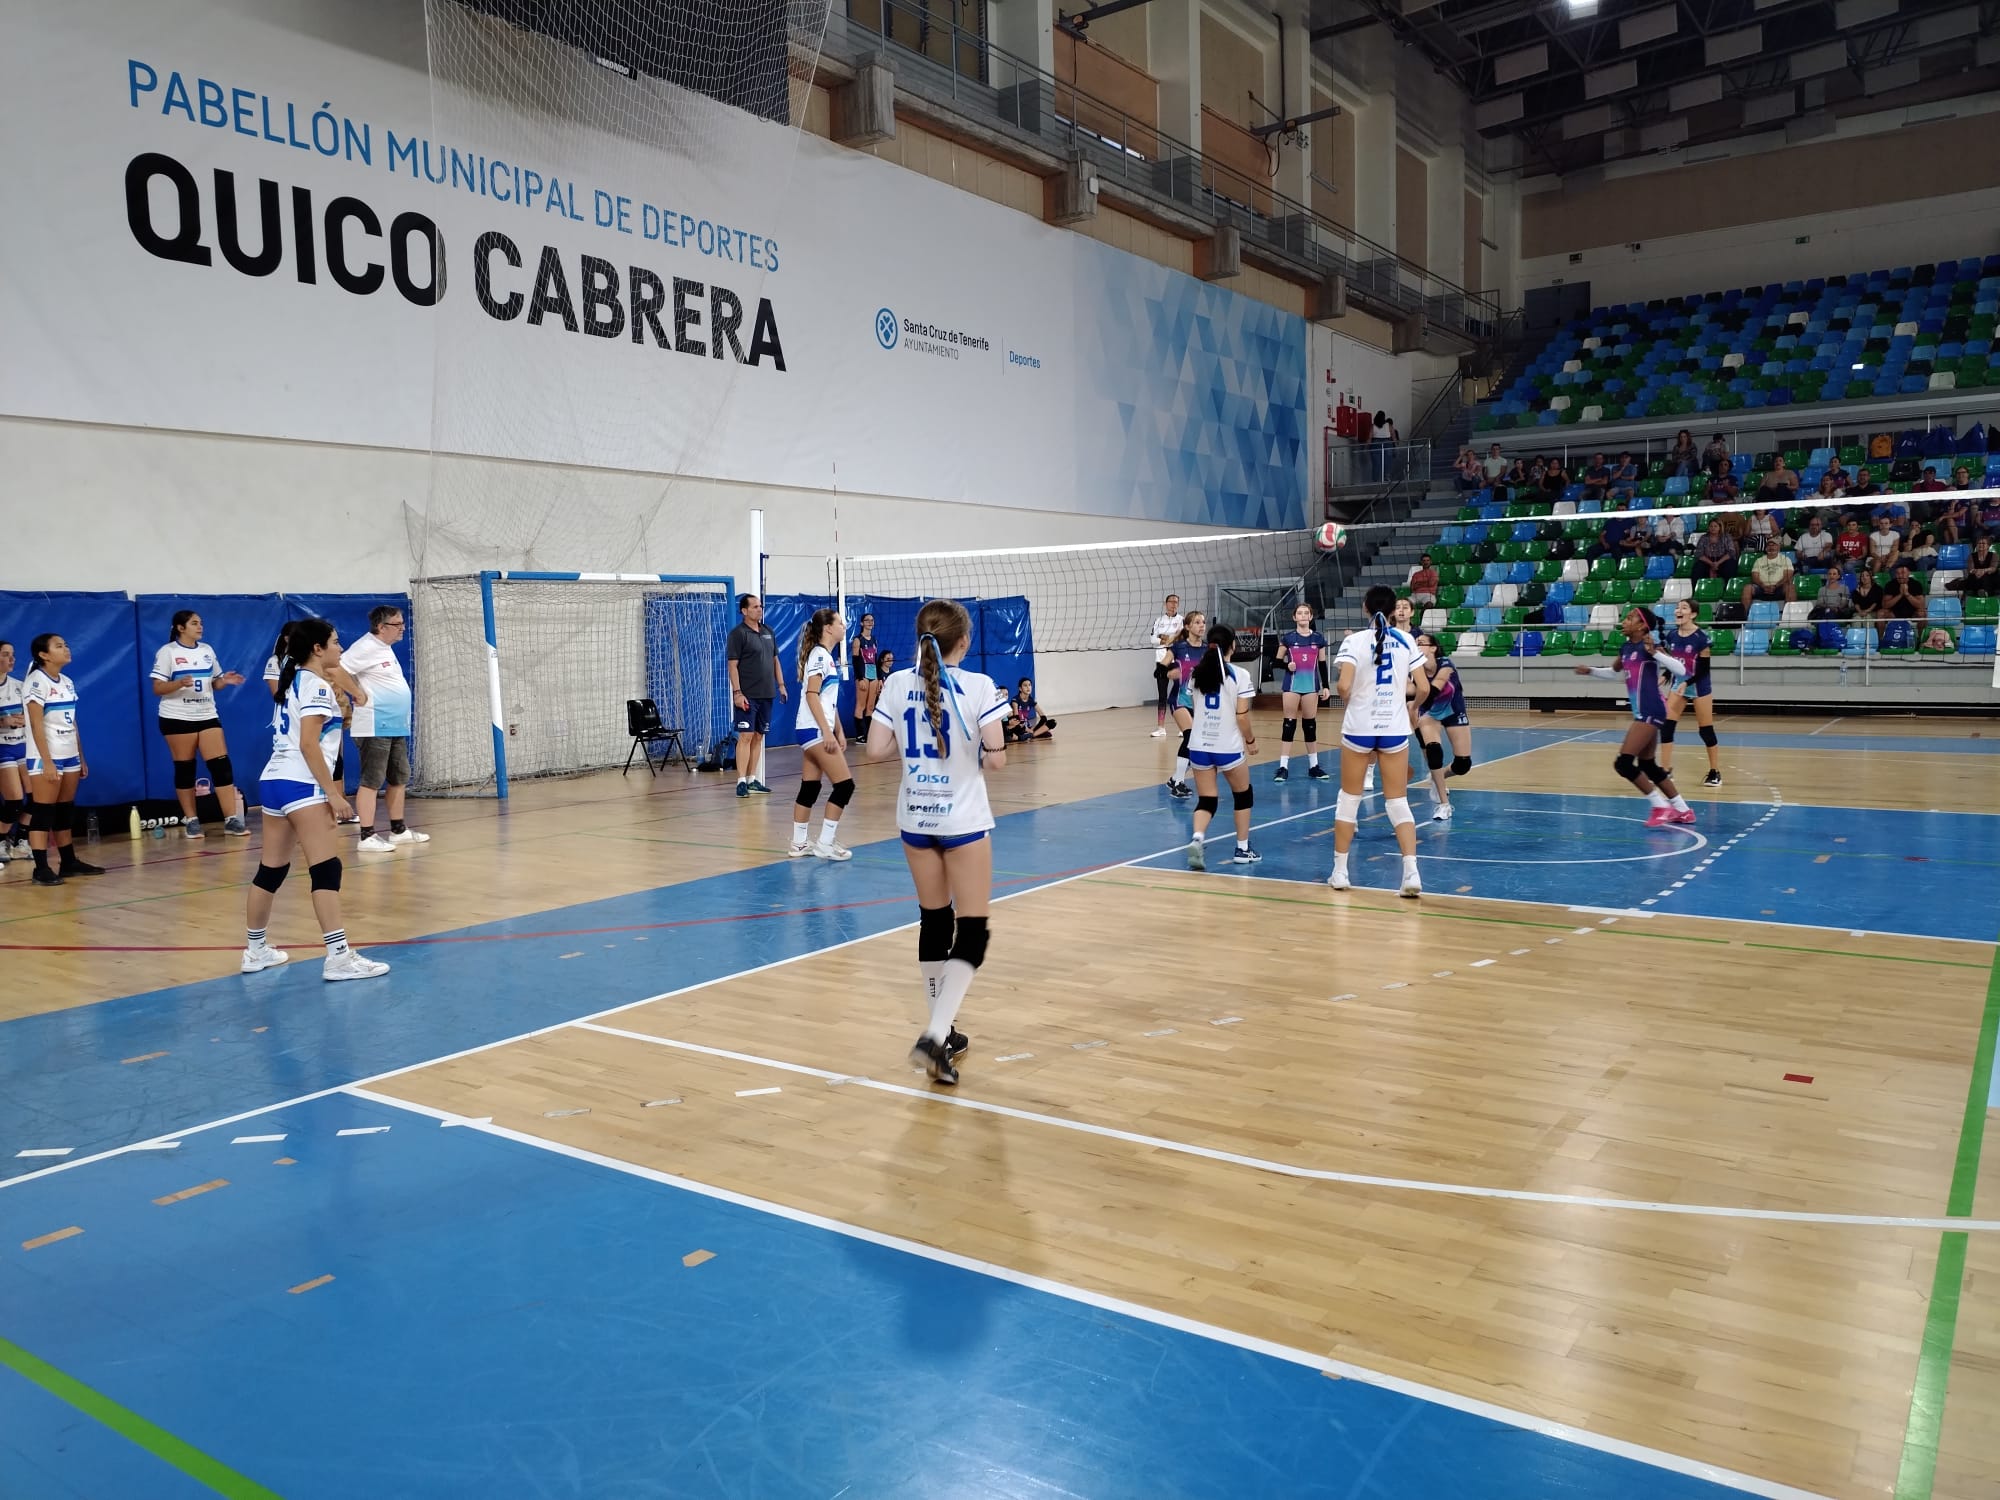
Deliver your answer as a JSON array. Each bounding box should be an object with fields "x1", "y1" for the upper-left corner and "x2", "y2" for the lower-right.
[{"x1": 1202, "y1": 692, "x2": 1222, "y2": 711}]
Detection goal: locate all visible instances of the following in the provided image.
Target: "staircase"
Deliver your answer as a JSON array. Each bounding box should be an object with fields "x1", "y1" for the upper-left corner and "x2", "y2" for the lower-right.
[{"x1": 1311, "y1": 483, "x2": 1467, "y2": 624}]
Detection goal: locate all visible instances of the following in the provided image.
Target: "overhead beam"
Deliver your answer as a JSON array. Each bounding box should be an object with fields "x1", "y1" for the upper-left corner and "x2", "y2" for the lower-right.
[
  {"x1": 1308, "y1": 14, "x2": 1380, "y2": 40},
  {"x1": 1055, "y1": 0, "x2": 1155, "y2": 39}
]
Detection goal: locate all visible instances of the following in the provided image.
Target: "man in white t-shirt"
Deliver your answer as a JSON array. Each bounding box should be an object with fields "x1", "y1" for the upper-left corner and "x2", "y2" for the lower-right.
[
  {"x1": 340, "y1": 604, "x2": 428, "y2": 852},
  {"x1": 1149, "y1": 593, "x2": 1183, "y2": 737}
]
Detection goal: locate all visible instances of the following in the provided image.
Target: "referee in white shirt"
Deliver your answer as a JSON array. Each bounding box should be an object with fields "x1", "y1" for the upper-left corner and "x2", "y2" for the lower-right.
[{"x1": 1149, "y1": 594, "x2": 1182, "y2": 737}]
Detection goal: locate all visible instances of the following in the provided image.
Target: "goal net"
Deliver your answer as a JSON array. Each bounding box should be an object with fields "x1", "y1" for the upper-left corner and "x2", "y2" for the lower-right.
[{"x1": 411, "y1": 574, "x2": 734, "y2": 795}]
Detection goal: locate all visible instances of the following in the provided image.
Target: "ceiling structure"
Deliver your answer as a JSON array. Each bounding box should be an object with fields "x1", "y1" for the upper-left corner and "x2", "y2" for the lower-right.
[{"x1": 1305, "y1": 0, "x2": 2000, "y2": 177}]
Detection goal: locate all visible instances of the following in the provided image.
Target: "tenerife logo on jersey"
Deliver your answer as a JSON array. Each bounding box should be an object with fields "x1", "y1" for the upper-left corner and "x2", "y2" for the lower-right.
[{"x1": 875, "y1": 308, "x2": 898, "y2": 350}]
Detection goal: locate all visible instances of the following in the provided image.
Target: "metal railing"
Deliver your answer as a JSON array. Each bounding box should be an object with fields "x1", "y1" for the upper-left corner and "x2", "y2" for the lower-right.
[
  {"x1": 1462, "y1": 413, "x2": 2000, "y2": 476},
  {"x1": 824, "y1": 0, "x2": 1502, "y2": 338},
  {"x1": 1325, "y1": 436, "x2": 1433, "y2": 492}
]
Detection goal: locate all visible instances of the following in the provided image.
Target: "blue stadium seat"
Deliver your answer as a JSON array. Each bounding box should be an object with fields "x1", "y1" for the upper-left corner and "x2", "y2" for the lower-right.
[
  {"x1": 1563, "y1": 605, "x2": 1590, "y2": 626},
  {"x1": 1738, "y1": 629, "x2": 1769, "y2": 656},
  {"x1": 1747, "y1": 601, "x2": 1783, "y2": 625},
  {"x1": 1509, "y1": 632, "x2": 1544, "y2": 657},
  {"x1": 1475, "y1": 606, "x2": 1505, "y2": 628},
  {"x1": 1464, "y1": 584, "x2": 1493, "y2": 607},
  {"x1": 1962, "y1": 625, "x2": 1998, "y2": 654},
  {"x1": 1508, "y1": 562, "x2": 1536, "y2": 584},
  {"x1": 1482, "y1": 562, "x2": 1510, "y2": 584},
  {"x1": 1644, "y1": 555, "x2": 1674, "y2": 579},
  {"x1": 1930, "y1": 598, "x2": 1963, "y2": 622}
]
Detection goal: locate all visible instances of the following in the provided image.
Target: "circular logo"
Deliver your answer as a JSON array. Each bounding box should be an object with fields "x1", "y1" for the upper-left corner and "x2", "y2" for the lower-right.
[{"x1": 875, "y1": 308, "x2": 899, "y2": 350}]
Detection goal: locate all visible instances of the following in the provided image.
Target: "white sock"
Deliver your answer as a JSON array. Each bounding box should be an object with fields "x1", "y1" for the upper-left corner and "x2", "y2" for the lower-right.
[
  {"x1": 322, "y1": 929, "x2": 350, "y2": 958},
  {"x1": 1332, "y1": 852, "x2": 1349, "y2": 877},
  {"x1": 1646, "y1": 788, "x2": 1668, "y2": 809},
  {"x1": 1402, "y1": 854, "x2": 1420, "y2": 881},
  {"x1": 1279, "y1": 753, "x2": 1289, "y2": 769},
  {"x1": 1304, "y1": 749, "x2": 1318, "y2": 767},
  {"x1": 738, "y1": 774, "x2": 748, "y2": 785},
  {"x1": 1173, "y1": 756, "x2": 1189, "y2": 784},
  {"x1": 925, "y1": 958, "x2": 975, "y2": 1042},
  {"x1": 791, "y1": 819, "x2": 809, "y2": 848},
  {"x1": 1670, "y1": 794, "x2": 1690, "y2": 813},
  {"x1": 1236, "y1": 838, "x2": 1250, "y2": 852},
  {"x1": 919, "y1": 959, "x2": 946, "y2": 1022},
  {"x1": 816, "y1": 818, "x2": 841, "y2": 849}
]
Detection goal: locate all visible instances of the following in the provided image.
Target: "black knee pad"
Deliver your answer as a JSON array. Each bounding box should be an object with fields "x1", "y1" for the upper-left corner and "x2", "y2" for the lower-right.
[
  {"x1": 308, "y1": 856, "x2": 342, "y2": 892},
  {"x1": 794, "y1": 778, "x2": 823, "y2": 811},
  {"x1": 828, "y1": 778, "x2": 856, "y2": 809},
  {"x1": 26, "y1": 800, "x2": 55, "y2": 831},
  {"x1": 1640, "y1": 759, "x2": 1669, "y2": 785},
  {"x1": 917, "y1": 904, "x2": 955, "y2": 962},
  {"x1": 1232, "y1": 784, "x2": 1254, "y2": 812},
  {"x1": 1449, "y1": 755, "x2": 1473, "y2": 778},
  {"x1": 1281, "y1": 716, "x2": 1298, "y2": 743},
  {"x1": 949, "y1": 914, "x2": 989, "y2": 970},
  {"x1": 1196, "y1": 794, "x2": 1219, "y2": 816},
  {"x1": 1302, "y1": 719, "x2": 1317, "y2": 742},
  {"x1": 1177, "y1": 730, "x2": 1191, "y2": 753},
  {"x1": 1659, "y1": 719, "x2": 1678, "y2": 744},
  {"x1": 174, "y1": 758, "x2": 199, "y2": 789},
  {"x1": 1698, "y1": 725, "x2": 1718, "y2": 748},
  {"x1": 252, "y1": 862, "x2": 290, "y2": 893},
  {"x1": 51, "y1": 803, "x2": 75, "y2": 834},
  {"x1": 1613, "y1": 753, "x2": 1641, "y2": 783},
  {"x1": 1423, "y1": 739, "x2": 1445, "y2": 770},
  {"x1": 0, "y1": 797, "x2": 19, "y2": 823},
  {"x1": 207, "y1": 755, "x2": 234, "y2": 789}
]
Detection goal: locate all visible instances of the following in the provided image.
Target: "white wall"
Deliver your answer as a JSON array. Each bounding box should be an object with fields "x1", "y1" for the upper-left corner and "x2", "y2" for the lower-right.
[{"x1": 1518, "y1": 183, "x2": 2000, "y2": 310}]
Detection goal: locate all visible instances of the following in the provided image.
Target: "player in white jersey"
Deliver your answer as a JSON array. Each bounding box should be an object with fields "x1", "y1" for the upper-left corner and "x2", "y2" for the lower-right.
[
  {"x1": 790, "y1": 608, "x2": 856, "y2": 861},
  {"x1": 21, "y1": 634, "x2": 103, "y2": 885},
  {"x1": 1328, "y1": 586, "x2": 1431, "y2": 898},
  {"x1": 0, "y1": 640, "x2": 28, "y2": 861},
  {"x1": 1181, "y1": 623, "x2": 1261, "y2": 871},
  {"x1": 153, "y1": 609, "x2": 250, "y2": 840},
  {"x1": 866, "y1": 599, "x2": 1011, "y2": 1086},
  {"x1": 244, "y1": 618, "x2": 388, "y2": 982}
]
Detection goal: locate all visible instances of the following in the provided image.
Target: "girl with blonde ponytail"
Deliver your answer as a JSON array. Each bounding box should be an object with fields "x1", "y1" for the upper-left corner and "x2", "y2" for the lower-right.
[
  {"x1": 790, "y1": 609, "x2": 856, "y2": 859},
  {"x1": 865, "y1": 599, "x2": 1013, "y2": 1086}
]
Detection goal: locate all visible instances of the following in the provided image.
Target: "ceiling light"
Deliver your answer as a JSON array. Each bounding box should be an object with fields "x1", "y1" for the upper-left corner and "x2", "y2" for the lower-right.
[
  {"x1": 1566, "y1": 0, "x2": 1600, "y2": 14},
  {"x1": 1852, "y1": 362, "x2": 1865, "y2": 370}
]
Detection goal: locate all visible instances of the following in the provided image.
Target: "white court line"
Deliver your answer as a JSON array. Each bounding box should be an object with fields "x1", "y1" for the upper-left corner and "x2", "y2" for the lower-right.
[
  {"x1": 0, "y1": 731, "x2": 1602, "y2": 1196},
  {"x1": 340, "y1": 1084, "x2": 1835, "y2": 1500},
  {"x1": 1805, "y1": 717, "x2": 1845, "y2": 737},
  {"x1": 567, "y1": 1021, "x2": 2000, "y2": 1234}
]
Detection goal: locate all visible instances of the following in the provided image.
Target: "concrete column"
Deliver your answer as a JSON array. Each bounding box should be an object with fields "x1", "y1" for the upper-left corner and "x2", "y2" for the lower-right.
[
  {"x1": 1427, "y1": 143, "x2": 1465, "y2": 287},
  {"x1": 1351, "y1": 91, "x2": 1396, "y2": 254},
  {"x1": 990, "y1": 0, "x2": 1055, "y2": 78},
  {"x1": 1271, "y1": 16, "x2": 1313, "y2": 207},
  {"x1": 1148, "y1": 0, "x2": 1202, "y2": 154}
]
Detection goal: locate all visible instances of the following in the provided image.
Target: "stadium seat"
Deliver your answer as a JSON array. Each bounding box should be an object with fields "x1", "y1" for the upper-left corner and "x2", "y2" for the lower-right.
[
  {"x1": 1561, "y1": 559, "x2": 1589, "y2": 583},
  {"x1": 1475, "y1": 607, "x2": 1505, "y2": 629},
  {"x1": 1842, "y1": 625, "x2": 1878, "y2": 655},
  {"x1": 1490, "y1": 583, "x2": 1520, "y2": 608},
  {"x1": 1961, "y1": 624, "x2": 1998, "y2": 652},
  {"x1": 1966, "y1": 598, "x2": 2000, "y2": 623},
  {"x1": 1769, "y1": 628, "x2": 1802, "y2": 655},
  {"x1": 1747, "y1": 601, "x2": 1783, "y2": 625},
  {"x1": 1709, "y1": 628, "x2": 1738, "y2": 656},
  {"x1": 1420, "y1": 608, "x2": 1449, "y2": 632},
  {"x1": 1630, "y1": 581, "x2": 1664, "y2": 604},
  {"x1": 1644, "y1": 555, "x2": 1675, "y2": 579},
  {"x1": 1930, "y1": 598, "x2": 1963, "y2": 621},
  {"x1": 1587, "y1": 604, "x2": 1620, "y2": 629},
  {"x1": 1920, "y1": 627, "x2": 1957, "y2": 655},
  {"x1": 1509, "y1": 631, "x2": 1544, "y2": 657},
  {"x1": 1736, "y1": 629, "x2": 1769, "y2": 656},
  {"x1": 1661, "y1": 578, "x2": 1692, "y2": 602},
  {"x1": 1457, "y1": 632, "x2": 1487, "y2": 655},
  {"x1": 1779, "y1": 601, "x2": 1813, "y2": 626},
  {"x1": 1601, "y1": 580, "x2": 1633, "y2": 605},
  {"x1": 1563, "y1": 605, "x2": 1591, "y2": 627},
  {"x1": 1503, "y1": 606, "x2": 1536, "y2": 626},
  {"x1": 1543, "y1": 630, "x2": 1575, "y2": 655},
  {"x1": 1447, "y1": 607, "x2": 1477, "y2": 629},
  {"x1": 1692, "y1": 578, "x2": 1727, "y2": 602}
]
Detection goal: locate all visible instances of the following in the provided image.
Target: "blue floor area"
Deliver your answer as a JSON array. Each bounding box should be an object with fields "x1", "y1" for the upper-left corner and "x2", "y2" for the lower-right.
[
  {"x1": 0, "y1": 1090, "x2": 1756, "y2": 1500},
  {"x1": 1155, "y1": 788, "x2": 2000, "y2": 941}
]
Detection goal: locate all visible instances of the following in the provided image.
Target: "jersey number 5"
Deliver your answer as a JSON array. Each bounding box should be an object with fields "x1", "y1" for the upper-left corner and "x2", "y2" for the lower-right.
[{"x1": 902, "y1": 706, "x2": 951, "y2": 758}]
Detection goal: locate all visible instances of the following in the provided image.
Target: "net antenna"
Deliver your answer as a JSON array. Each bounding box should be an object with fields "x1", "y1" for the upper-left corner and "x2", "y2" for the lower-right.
[{"x1": 411, "y1": 571, "x2": 735, "y2": 796}]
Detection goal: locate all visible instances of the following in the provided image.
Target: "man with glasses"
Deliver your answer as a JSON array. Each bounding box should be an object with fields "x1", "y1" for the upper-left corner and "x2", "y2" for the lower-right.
[{"x1": 341, "y1": 605, "x2": 427, "y2": 852}]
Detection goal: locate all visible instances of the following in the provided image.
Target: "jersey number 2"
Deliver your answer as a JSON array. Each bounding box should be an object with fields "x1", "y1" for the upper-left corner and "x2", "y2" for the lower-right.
[
  {"x1": 1375, "y1": 655, "x2": 1395, "y2": 687},
  {"x1": 902, "y1": 706, "x2": 950, "y2": 758}
]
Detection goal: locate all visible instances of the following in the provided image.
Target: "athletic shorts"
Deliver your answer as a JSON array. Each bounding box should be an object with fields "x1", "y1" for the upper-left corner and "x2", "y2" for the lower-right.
[
  {"x1": 1284, "y1": 671, "x2": 1320, "y2": 696},
  {"x1": 734, "y1": 697, "x2": 773, "y2": 735},
  {"x1": 26, "y1": 753, "x2": 81, "y2": 778},
  {"x1": 1342, "y1": 733, "x2": 1409, "y2": 754},
  {"x1": 1425, "y1": 701, "x2": 1470, "y2": 729},
  {"x1": 1187, "y1": 749, "x2": 1245, "y2": 772},
  {"x1": 0, "y1": 743, "x2": 23, "y2": 767},
  {"x1": 900, "y1": 830, "x2": 988, "y2": 851},
  {"x1": 796, "y1": 723, "x2": 831, "y2": 751},
  {"x1": 1671, "y1": 677, "x2": 1713, "y2": 701},
  {"x1": 356, "y1": 735, "x2": 409, "y2": 788},
  {"x1": 260, "y1": 777, "x2": 326, "y2": 817},
  {"x1": 158, "y1": 716, "x2": 221, "y2": 738}
]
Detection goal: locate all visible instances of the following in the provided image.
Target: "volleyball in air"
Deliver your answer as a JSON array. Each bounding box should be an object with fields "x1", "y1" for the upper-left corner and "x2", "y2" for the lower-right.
[{"x1": 1315, "y1": 522, "x2": 1348, "y2": 551}]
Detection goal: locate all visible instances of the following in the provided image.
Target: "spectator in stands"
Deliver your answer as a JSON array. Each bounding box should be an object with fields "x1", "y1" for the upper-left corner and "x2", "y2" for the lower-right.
[
  {"x1": 1847, "y1": 466, "x2": 1884, "y2": 498},
  {"x1": 1939, "y1": 476, "x2": 1972, "y2": 543},
  {"x1": 1481, "y1": 443, "x2": 1509, "y2": 494},
  {"x1": 1702, "y1": 434, "x2": 1731, "y2": 474},
  {"x1": 1823, "y1": 454, "x2": 1851, "y2": 490},
  {"x1": 1834, "y1": 516, "x2": 1870, "y2": 569},
  {"x1": 1915, "y1": 465, "x2": 1948, "y2": 494},
  {"x1": 1880, "y1": 564, "x2": 1927, "y2": 622},
  {"x1": 1371, "y1": 411, "x2": 1398, "y2": 482},
  {"x1": 1756, "y1": 457, "x2": 1798, "y2": 507},
  {"x1": 1589, "y1": 513, "x2": 1630, "y2": 561},
  {"x1": 1649, "y1": 508, "x2": 1688, "y2": 554},
  {"x1": 1610, "y1": 451, "x2": 1640, "y2": 501},
  {"x1": 1794, "y1": 515, "x2": 1836, "y2": 572},
  {"x1": 1582, "y1": 452, "x2": 1611, "y2": 502},
  {"x1": 1454, "y1": 446, "x2": 1484, "y2": 491},
  {"x1": 1849, "y1": 566, "x2": 1885, "y2": 620},
  {"x1": 1407, "y1": 553, "x2": 1441, "y2": 607},
  {"x1": 1815, "y1": 474, "x2": 1845, "y2": 504},
  {"x1": 1704, "y1": 459, "x2": 1740, "y2": 505},
  {"x1": 1810, "y1": 569, "x2": 1853, "y2": 620},
  {"x1": 1906, "y1": 529, "x2": 1940, "y2": 570},
  {"x1": 1867, "y1": 515, "x2": 1903, "y2": 567},
  {"x1": 1667, "y1": 429, "x2": 1699, "y2": 478},
  {"x1": 1693, "y1": 520, "x2": 1738, "y2": 580},
  {"x1": 342, "y1": 605, "x2": 427, "y2": 852},
  {"x1": 1872, "y1": 494, "x2": 1911, "y2": 537},
  {"x1": 1541, "y1": 457, "x2": 1569, "y2": 497},
  {"x1": 1977, "y1": 489, "x2": 2000, "y2": 541},
  {"x1": 1740, "y1": 537, "x2": 1796, "y2": 613},
  {"x1": 1745, "y1": 507, "x2": 1780, "y2": 546},
  {"x1": 1947, "y1": 536, "x2": 2000, "y2": 596}
]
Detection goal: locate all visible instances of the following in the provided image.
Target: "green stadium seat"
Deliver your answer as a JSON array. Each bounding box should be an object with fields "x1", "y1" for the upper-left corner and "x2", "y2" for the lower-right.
[
  {"x1": 1497, "y1": 542, "x2": 1528, "y2": 562},
  {"x1": 1966, "y1": 598, "x2": 2000, "y2": 623},
  {"x1": 1599, "y1": 631, "x2": 1622, "y2": 655},
  {"x1": 1601, "y1": 580, "x2": 1633, "y2": 605},
  {"x1": 1481, "y1": 630, "x2": 1515, "y2": 657},
  {"x1": 1794, "y1": 574, "x2": 1822, "y2": 600},
  {"x1": 1543, "y1": 630, "x2": 1575, "y2": 655},
  {"x1": 1839, "y1": 445, "x2": 1863, "y2": 465},
  {"x1": 1769, "y1": 629, "x2": 1800, "y2": 656},
  {"x1": 1709, "y1": 629, "x2": 1737, "y2": 656},
  {"x1": 1693, "y1": 578, "x2": 1726, "y2": 602},
  {"x1": 1533, "y1": 560, "x2": 1563, "y2": 583},
  {"x1": 1589, "y1": 557, "x2": 1618, "y2": 579},
  {"x1": 1435, "y1": 632, "x2": 1459, "y2": 655},
  {"x1": 1572, "y1": 580, "x2": 1605, "y2": 605},
  {"x1": 1448, "y1": 606, "x2": 1477, "y2": 628},
  {"x1": 1503, "y1": 606, "x2": 1535, "y2": 626},
  {"x1": 1616, "y1": 556, "x2": 1646, "y2": 578},
  {"x1": 1674, "y1": 555, "x2": 1696, "y2": 578},
  {"x1": 1630, "y1": 580, "x2": 1664, "y2": 604},
  {"x1": 1920, "y1": 629, "x2": 1957, "y2": 656}
]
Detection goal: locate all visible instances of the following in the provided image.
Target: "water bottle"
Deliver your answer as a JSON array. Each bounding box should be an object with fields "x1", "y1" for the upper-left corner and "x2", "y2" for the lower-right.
[
  {"x1": 1838, "y1": 659, "x2": 1848, "y2": 688},
  {"x1": 195, "y1": 776, "x2": 212, "y2": 799},
  {"x1": 129, "y1": 806, "x2": 142, "y2": 840},
  {"x1": 85, "y1": 812, "x2": 99, "y2": 844}
]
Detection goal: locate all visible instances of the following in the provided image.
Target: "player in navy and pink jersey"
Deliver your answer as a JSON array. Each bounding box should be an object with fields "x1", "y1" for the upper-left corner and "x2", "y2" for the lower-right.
[
  {"x1": 1164, "y1": 611, "x2": 1207, "y2": 797},
  {"x1": 1573, "y1": 607, "x2": 1697, "y2": 827},
  {"x1": 1412, "y1": 633, "x2": 1473, "y2": 822},
  {"x1": 1273, "y1": 603, "x2": 1330, "y2": 782},
  {"x1": 1658, "y1": 597, "x2": 1722, "y2": 788}
]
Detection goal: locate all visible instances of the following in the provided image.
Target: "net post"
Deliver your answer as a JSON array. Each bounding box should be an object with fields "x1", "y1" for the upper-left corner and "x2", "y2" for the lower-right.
[{"x1": 480, "y1": 569, "x2": 510, "y2": 800}]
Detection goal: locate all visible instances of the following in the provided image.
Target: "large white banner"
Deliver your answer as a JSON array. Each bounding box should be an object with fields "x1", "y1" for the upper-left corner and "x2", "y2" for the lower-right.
[{"x1": 0, "y1": 0, "x2": 1308, "y2": 529}]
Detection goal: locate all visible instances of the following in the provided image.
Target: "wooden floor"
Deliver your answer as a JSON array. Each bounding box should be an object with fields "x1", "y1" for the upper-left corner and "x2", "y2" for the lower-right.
[{"x1": 7, "y1": 705, "x2": 1998, "y2": 1498}]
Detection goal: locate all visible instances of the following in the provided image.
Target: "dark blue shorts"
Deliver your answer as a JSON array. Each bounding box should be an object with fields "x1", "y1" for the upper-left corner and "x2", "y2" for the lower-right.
[
  {"x1": 734, "y1": 697, "x2": 773, "y2": 735},
  {"x1": 900, "y1": 830, "x2": 988, "y2": 851}
]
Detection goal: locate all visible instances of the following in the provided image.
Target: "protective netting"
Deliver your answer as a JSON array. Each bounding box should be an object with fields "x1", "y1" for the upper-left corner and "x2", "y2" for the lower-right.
[
  {"x1": 408, "y1": 0, "x2": 831, "y2": 578},
  {"x1": 837, "y1": 530, "x2": 1333, "y2": 652},
  {"x1": 411, "y1": 576, "x2": 733, "y2": 793}
]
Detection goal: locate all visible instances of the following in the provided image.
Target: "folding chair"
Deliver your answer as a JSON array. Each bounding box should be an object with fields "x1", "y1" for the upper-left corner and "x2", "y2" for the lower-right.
[{"x1": 623, "y1": 698, "x2": 691, "y2": 775}]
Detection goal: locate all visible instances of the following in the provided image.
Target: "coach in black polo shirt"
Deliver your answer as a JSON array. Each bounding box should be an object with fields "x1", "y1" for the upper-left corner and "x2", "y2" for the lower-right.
[{"x1": 726, "y1": 594, "x2": 786, "y2": 797}]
